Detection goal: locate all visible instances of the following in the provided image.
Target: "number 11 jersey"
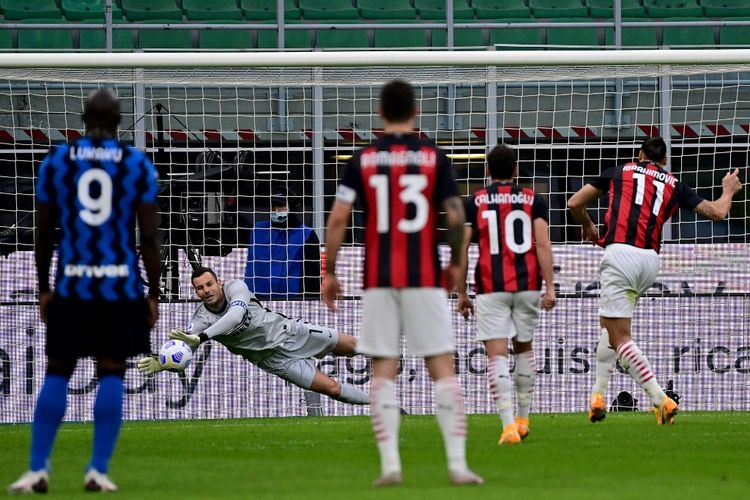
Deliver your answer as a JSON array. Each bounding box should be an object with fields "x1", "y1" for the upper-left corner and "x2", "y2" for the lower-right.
[
  {"x1": 36, "y1": 137, "x2": 159, "y2": 301},
  {"x1": 336, "y1": 134, "x2": 458, "y2": 289}
]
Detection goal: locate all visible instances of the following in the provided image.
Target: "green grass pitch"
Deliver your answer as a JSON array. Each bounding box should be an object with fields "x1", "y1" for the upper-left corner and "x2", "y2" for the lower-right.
[{"x1": 1, "y1": 411, "x2": 749, "y2": 499}]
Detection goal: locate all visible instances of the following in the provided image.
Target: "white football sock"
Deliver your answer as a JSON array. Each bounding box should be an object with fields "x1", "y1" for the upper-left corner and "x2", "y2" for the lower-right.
[
  {"x1": 616, "y1": 341, "x2": 666, "y2": 407},
  {"x1": 514, "y1": 351, "x2": 535, "y2": 420},
  {"x1": 487, "y1": 355, "x2": 514, "y2": 427},
  {"x1": 369, "y1": 378, "x2": 401, "y2": 476},
  {"x1": 434, "y1": 377, "x2": 469, "y2": 474},
  {"x1": 593, "y1": 328, "x2": 617, "y2": 397}
]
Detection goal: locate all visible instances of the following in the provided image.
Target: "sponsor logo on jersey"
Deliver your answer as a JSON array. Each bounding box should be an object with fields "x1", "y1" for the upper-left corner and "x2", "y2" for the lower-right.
[
  {"x1": 623, "y1": 163, "x2": 677, "y2": 187},
  {"x1": 229, "y1": 300, "x2": 247, "y2": 309},
  {"x1": 69, "y1": 145, "x2": 123, "y2": 163},
  {"x1": 474, "y1": 191, "x2": 534, "y2": 206},
  {"x1": 63, "y1": 264, "x2": 130, "y2": 278},
  {"x1": 360, "y1": 149, "x2": 436, "y2": 169}
]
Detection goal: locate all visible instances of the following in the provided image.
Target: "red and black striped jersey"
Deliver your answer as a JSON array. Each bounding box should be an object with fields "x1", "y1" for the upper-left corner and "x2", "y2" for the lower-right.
[
  {"x1": 336, "y1": 134, "x2": 458, "y2": 289},
  {"x1": 465, "y1": 182, "x2": 549, "y2": 294},
  {"x1": 590, "y1": 161, "x2": 703, "y2": 253}
]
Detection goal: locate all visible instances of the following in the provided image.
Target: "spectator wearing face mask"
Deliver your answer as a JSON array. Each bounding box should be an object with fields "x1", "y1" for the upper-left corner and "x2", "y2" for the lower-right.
[{"x1": 243, "y1": 186, "x2": 321, "y2": 300}]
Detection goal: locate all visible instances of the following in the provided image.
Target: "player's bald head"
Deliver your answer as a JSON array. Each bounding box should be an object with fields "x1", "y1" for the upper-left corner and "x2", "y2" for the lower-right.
[{"x1": 83, "y1": 88, "x2": 121, "y2": 138}]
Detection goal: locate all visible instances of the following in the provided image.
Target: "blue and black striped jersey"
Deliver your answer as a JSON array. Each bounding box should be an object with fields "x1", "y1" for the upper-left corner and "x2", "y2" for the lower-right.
[{"x1": 36, "y1": 137, "x2": 159, "y2": 301}]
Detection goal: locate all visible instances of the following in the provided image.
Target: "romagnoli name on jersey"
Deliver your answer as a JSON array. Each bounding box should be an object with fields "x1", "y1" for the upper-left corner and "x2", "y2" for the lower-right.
[
  {"x1": 68, "y1": 145, "x2": 123, "y2": 163},
  {"x1": 474, "y1": 191, "x2": 535, "y2": 207},
  {"x1": 360, "y1": 149, "x2": 436, "y2": 169},
  {"x1": 622, "y1": 163, "x2": 677, "y2": 187}
]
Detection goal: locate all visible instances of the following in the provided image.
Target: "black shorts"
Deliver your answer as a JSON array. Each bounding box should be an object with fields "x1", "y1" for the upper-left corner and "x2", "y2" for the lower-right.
[{"x1": 45, "y1": 295, "x2": 151, "y2": 360}]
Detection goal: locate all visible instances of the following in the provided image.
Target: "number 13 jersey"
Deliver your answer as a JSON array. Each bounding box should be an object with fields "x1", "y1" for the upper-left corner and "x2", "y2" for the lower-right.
[
  {"x1": 36, "y1": 137, "x2": 159, "y2": 301},
  {"x1": 590, "y1": 161, "x2": 703, "y2": 253},
  {"x1": 336, "y1": 134, "x2": 458, "y2": 289},
  {"x1": 465, "y1": 182, "x2": 549, "y2": 294}
]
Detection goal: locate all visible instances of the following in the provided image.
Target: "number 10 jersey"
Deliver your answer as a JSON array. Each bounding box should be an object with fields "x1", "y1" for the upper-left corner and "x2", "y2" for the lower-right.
[
  {"x1": 36, "y1": 137, "x2": 159, "y2": 301},
  {"x1": 336, "y1": 134, "x2": 458, "y2": 289}
]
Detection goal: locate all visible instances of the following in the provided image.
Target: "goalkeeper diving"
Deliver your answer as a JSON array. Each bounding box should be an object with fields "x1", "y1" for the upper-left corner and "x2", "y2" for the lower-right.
[{"x1": 137, "y1": 267, "x2": 369, "y2": 406}]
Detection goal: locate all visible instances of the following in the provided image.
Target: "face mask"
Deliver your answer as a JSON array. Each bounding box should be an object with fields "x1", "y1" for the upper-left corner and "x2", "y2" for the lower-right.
[{"x1": 271, "y1": 211, "x2": 288, "y2": 223}]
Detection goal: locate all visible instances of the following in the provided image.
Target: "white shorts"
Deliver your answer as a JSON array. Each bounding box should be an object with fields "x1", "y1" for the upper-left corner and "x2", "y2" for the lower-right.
[
  {"x1": 358, "y1": 288, "x2": 455, "y2": 358},
  {"x1": 255, "y1": 322, "x2": 339, "y2": 390},
  {"x1": 476, "y1": 290, "x2": 541, "y2": 343},
  {"x1": 599, "y1": 243, "x2": 660, "y2": 318}
]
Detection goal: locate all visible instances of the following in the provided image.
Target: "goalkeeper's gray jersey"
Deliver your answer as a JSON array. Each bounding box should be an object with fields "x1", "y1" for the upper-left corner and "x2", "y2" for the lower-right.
[{"x1": 187, "y1": 279, "x2": 290, "y2": 364}]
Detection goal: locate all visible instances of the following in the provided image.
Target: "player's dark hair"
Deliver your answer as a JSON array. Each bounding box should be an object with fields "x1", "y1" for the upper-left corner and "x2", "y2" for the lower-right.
[
  {"x1": 380, "y1": 79, "x2": 416, "y2": 123},
  {"x1": 487, "y1": 144, "x2": 517, "y2": 180},
  {"x1": 82, "y1": 88, "x2": 121, "y2": 138},
  {"x1": 191, "y1": 267, "x2": 218, "y2": 284},
  {"x1": 641, "y1": 136, "x2": 667, "y2": 163}
]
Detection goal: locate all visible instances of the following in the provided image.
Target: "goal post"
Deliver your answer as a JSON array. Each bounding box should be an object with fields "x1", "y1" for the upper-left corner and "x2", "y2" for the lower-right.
[{"x1": 0, "y1": 50, "x2": 748, "y2": 422}]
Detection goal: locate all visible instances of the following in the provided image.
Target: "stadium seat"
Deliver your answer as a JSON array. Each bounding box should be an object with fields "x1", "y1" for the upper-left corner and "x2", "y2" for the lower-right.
[
  {"x1": 316, "y1": 28, "x2": 370, "y2": 49},
  {"x1": 489, "y1": 21, "x2": 544, "y2": 49},
  {"x1": 432, "y1": 28, "x2": 486, "y2": 48},
  {"x1": 586, "y1": 0, "x2": 647, "y2": 17},
  {"x1": 299, "y1": 0, "x2": 359, "y2": 20},
  {"x1": 79, "y1": 22, "x2": 136, "y2": 50},
  {"x1": 662, "y1": 19, "x2": 716, "y2": 46},
  {"x1": 182, "y1": 0, "x2": 242, "y2": 21},
  {"x1": 546, "y1": 20, "x2": 601, "y2": 48},
  {"x1": 139, "y1": 21, "x2": 193, "y2": 50},
  {"x1": 415, "y1": 0, "x2": 474, "y2": 20},
  {"x1": 720, "y1": 25, "x2": 750, "y2": 45},
  {"x1": 121, "y1": 0, "x2": 182, "y2": 22},
  {"x1": 17, "y1": 19, "x2": 73, "y2": 50},
  {"x1": 701, "y1": 0, "x2": 750, "y2": 17},
  {"x1": 257, "y1": 28, "x2": 312, "y2": 49},
  {"x1": 358, "y1": 0, "x2": 417, "y2": 20},
  {"x1": 61, "y1": 0, "x2": 123, "y2": 21},
  {"x1": 642, "y1": 0, "x2": 704, "y2": 17},
  {"x1": 374, "y1": 27, "x2": 429, "y2": 48},
  {"x1": 199, "y1": 27, "x2": 253, "y2": 49},
  {"x1": 604, "y1": 20, "x2": 658, "y2": 46},
  {"x1": 529, "y1": 0, "x2": 590, "y2": 18},
  {"x1": 1, "y1": 0, "x2": 61, "y2": 21},
  {"x1": 473, "y1": 0, "x2": 531, "y2": 19},
  {"x1": 241, "y1": 0, "x2": 301, "y2": 21}
]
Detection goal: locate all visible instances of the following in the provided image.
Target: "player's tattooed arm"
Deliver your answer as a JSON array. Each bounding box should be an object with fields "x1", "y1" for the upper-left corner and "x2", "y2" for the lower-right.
[{"x1": 443, "y1": 195, "x2": 466, "y2": 266}]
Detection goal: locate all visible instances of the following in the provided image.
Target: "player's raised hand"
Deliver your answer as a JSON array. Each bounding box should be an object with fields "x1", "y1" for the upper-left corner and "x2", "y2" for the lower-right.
[
  {"x1": 137, "y1": 355, "x2": 165, "y2": 375},
  {"x1": 581, "y1": 221, "x2": 599, "y2": 245},
  {"x1": 169, "y1": 329, "x2": 200, "y2": 350},
  {"x1": 457, "y1": 293, "x2": 474, "y2": 319},
  {"x1": 323, "y1": 274, "x2": 341, "y2": 311},
  {"x1": 722, "y1": 168, "x2": 742, "y2": 195}
]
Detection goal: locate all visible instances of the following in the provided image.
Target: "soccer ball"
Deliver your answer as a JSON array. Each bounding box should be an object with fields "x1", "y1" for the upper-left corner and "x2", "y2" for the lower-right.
[{"x1": 158, "y1": 340, "x2": 193, "y2": 370}]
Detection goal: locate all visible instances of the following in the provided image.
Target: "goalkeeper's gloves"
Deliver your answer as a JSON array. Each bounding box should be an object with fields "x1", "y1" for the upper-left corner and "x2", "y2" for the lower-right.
[
  {"x1": 169, "y1": 329, "x2": 201, "y2": 350},
  {"x1": 137, "y1": 355, "x2": 166, "y2": 375}
]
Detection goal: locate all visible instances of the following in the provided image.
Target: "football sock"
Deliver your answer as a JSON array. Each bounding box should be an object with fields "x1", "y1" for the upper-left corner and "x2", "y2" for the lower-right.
[
  {"x1": 89, "y1": 375, "x2": 124, "y2": 474},
  {"x1": 369, "y1": 378, "x2": 401, "y2": 475},
  {"x1": 29, "y1": 375, "x2": 69, "y2": 471},
  {"x1": 337, "y1": 383, "x2": 369, "y2": 405},
  {"x1": 593, "y1": 328, "x2": 617, "y2": 397},
  {"x1": 434, "y1": 377, "x2": 469, "y2": 474},
  {"x1": 514, "y1": 351, "x2": 536, "y2": 420},
  {"x1": 488, "y1": 356, "x2": 514, "y2": 427},
  {"x1": 616, "y1": 341, "x2": 666, "y2": 407}
]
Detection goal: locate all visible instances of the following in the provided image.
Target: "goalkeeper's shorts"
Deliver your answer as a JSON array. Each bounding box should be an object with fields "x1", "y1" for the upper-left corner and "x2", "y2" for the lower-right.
[{"x1": 45, "y1": 295, "x2": 151, "y2": 359}]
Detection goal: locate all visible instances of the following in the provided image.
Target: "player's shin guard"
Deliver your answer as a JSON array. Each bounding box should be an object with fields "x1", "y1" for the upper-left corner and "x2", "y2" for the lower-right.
[
  {"x1": 29, "y1": 375, "x2": 69, "y2": 471},
  {"x1": 514, "y1": 351, "x2": 535, "y2": 420},
  {"x1": 488, "y1": 356, "x2": 514, "y2": 427},
  {"x1": 593, "y1": 329, "x2": 617, "y2": 397},
  {"x1": 89, "y1": 375, "x2": 124, "y2": 474},
  {"x1": 434, "y1": 377, "x2": 469, "y2": 474},
  {"x1": 337, "y1": 383, "x2": 369, "y2": 405},
  {"x1": 616, "y1": 341, "x2": 666, "y2": 407},
  {"x1": 370, "y1": 378, "x2": 401, "y2": 476}
]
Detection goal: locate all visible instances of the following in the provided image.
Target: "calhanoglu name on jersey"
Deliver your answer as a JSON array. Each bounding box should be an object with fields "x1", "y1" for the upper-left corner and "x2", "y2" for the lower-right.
[{"x1": 64, "y1": 264, "x2": 130, "y2": 278}]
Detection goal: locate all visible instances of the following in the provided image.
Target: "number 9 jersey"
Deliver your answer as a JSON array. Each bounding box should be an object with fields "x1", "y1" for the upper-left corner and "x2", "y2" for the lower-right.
[
  {"x1": 35, "y1": 137, "x2": 159, "y2": 301},
  {"x1": 336, "y1": 134, "x2": 458, "y2": 289},
  {"x1": 465, "y1": 182, "x2": 549, "y2": 294}
]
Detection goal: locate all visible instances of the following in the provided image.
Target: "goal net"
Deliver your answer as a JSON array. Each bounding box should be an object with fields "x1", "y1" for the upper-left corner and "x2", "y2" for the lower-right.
[{"x1": 1, "y1": 51, "x2": 748, "y2": 422}]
